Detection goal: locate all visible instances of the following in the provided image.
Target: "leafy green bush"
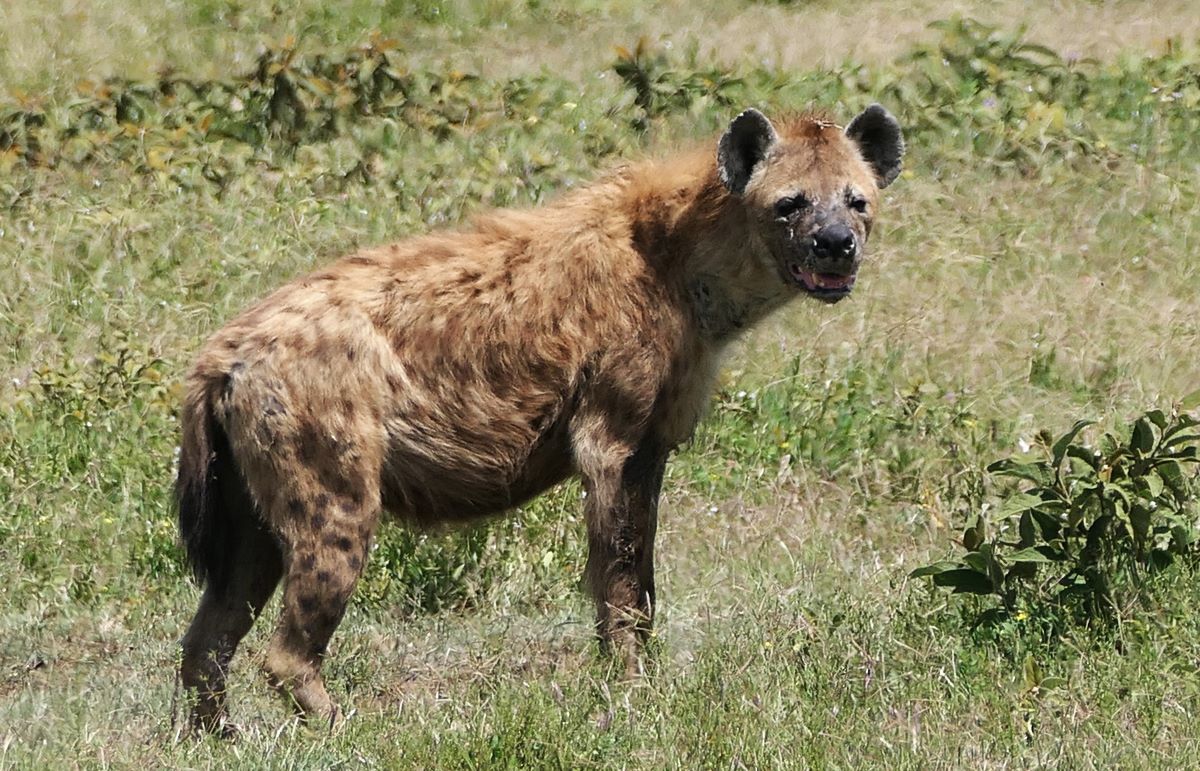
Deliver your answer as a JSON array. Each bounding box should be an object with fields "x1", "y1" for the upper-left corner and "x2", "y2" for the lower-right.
[
  {"x1": 914, "y1": 408, "x2": 1200, "y2": 630},
  {"x1": 606, "y1": 18, "x2": 1200, "y2": 174},
  {"x1": 0, "y1": 34, "x2": 633, "y2": 196},
  {"x1": 612, "y1": 37, "x2": 744, "y2": 129},
  {"x1": 5, "y1": 17, "x2": 1198, "y2": 195}
]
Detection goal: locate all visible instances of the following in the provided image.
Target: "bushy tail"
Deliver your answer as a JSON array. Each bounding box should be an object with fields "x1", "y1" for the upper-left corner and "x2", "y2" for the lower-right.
[{"x1": 174, "y1": 380, "x2": 240, "y2": 599}]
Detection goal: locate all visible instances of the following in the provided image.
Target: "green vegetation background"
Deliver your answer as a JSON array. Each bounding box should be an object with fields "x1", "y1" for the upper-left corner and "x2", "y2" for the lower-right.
[{"x1": 2, "y1": 1, "x2": 1200, "y2": 767}]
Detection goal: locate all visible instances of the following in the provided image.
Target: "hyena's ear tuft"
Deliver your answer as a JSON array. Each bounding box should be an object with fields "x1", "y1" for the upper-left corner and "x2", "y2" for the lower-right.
[
  {"x1": 845, "y1": 103, "x2": 905, "y2": 189},
  {"x1": 718, "y1": 108, "x2": 778, "y2": 195}
]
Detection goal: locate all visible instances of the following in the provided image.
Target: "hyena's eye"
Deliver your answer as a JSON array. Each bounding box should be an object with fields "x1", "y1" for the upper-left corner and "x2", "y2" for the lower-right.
[
  {"x1": 847, "y1": 194, "x2": 869, "y2": 213},
  {"x1": 773, "y1": 195, "x2": 809, "y2": 219}
]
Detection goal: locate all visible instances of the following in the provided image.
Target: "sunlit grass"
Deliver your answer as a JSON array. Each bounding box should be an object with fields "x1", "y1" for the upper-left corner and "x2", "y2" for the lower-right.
[{"x1": 2, "y1": 1, "x2": 1200, "y2": 767}]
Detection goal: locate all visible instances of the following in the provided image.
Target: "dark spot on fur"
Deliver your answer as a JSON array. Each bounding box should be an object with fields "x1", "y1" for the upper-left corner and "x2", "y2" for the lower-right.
[
  {"x1": 299, "y1": 553, "x2": 317, "y2": 571},
  {"x1": 317, "y1": 611, "x2": 341, "y2": 633},
  {"x1": 346, "y1": 348, "x2": 356, "y2": 361},
  {"x1": 505, "y1": 241, "x2": 532, "y2": 268},
  {"x1": 299, "y1": 594, "x2": 318, "y2": 613},
  {"x1": 322, "y1": 475, "x2": 362, "y2": 501},
  {"x1": 312, "y1": 513, "x2": 327, "y2": 530},
  {"x1": 315, "y1": 493, "x2": 332, "y2": 510},
  {"x1": 310, "y1": 336, "x2": 332, "y2": 361},
  {"x1": 317, "y1": 570, "x2": 332, "y2": 583},
  {"x1": 298, "y1": 445, "x2": 317, "y2": 465},
  {"x1": 348, "y1": 555, "x2": 362, "y2": 571},
  {"x1": 287, "y1": 498, "x2": 305, "y2": 516},
  {"x1": 289, "y1": 334, "x2": 312, "y2": 355},
  {"x1": 327, "y1": 535, "x2": 354, "y2": 552}
]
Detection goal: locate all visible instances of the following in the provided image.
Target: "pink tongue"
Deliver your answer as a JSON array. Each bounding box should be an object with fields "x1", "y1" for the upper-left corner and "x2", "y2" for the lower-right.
[{"x1": 800, "y1": 270, "x2": 854, "y2": 289}]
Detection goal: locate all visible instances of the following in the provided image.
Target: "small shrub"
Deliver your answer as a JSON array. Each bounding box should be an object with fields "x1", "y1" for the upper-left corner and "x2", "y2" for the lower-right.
[{"x1": 914, "y1": 408, "x2": 1200, "y2": 629}]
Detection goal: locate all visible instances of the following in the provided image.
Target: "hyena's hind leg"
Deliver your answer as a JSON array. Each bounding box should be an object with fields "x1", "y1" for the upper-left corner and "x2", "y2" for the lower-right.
[
  {"x1": 260, "y1": 477, "x2": 380, "y2": 728},
  {"x1": 180, "y1": 499, "x2": 284, "y2": 735}
]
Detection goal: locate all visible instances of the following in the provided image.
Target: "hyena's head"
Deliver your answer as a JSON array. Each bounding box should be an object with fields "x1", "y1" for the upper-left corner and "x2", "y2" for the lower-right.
[{"x1": 718, "y1": 105, "x2": 904, "y2": 303}]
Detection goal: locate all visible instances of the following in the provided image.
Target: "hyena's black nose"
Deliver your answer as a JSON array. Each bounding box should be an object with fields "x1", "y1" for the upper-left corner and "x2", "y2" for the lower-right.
[{"x1": 811, "y1": 224, "x2": 857, "y2": 262}]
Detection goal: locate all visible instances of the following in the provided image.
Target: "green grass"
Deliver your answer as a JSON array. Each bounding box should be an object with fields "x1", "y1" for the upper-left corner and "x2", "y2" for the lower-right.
[{"x1": 3, "y1": 1, "x2": 1200, "y2": 767}]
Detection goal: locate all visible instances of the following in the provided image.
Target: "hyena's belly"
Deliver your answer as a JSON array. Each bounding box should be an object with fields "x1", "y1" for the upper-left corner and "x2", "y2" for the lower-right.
[{"x1": 378, "y1": 400, "x2": 575, "y2": 525}]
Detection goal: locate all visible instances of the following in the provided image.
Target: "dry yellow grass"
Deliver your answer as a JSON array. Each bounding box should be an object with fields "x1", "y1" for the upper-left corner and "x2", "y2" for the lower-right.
[{"x1": 4, "y1": 0, "x2": 1196, "y2": 91}]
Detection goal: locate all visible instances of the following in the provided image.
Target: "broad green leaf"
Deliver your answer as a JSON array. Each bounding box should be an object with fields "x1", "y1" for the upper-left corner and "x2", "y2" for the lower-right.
[
  {"x1": 1065, "y1": 444, "x2": 1100, "y2": 470},
  {"x1": 1007, "y1": 562, "x2": 1038, "y2": 581},
  {"x1": 1130, "y1": 417, "x2": 1155, "y2": 456},
  {"x1": 1053, "y1": 419, "x2": 1094, "y2": 470},
  {"x1": 1018, "y1": 510, "x2": 1036, "y2": 546},
  {"x1": 1143, "y1": 470, "x2": 1164, "y2": 498},
  {"x1": 1032, "y1": 509, "x2": 1063, "y2": 542},
  {"x1": 997, "y1": 492, "x2": 1045, "y2": 519},
  {"x1": 932, "y1": 568, "x2": 995, "y2": 595},
  {"x1": 963, "y1": 551, "x2": 990, "y2": 574},
  {"x1": 1163, "y1": 430, "x2": 1200, "y2": 449},
  {"x1": 909, "y1": 561, "x2": 961, "y2": 578},
  {"x1": 1086, "y1": 514, "x2": 1112, "y2": 545},
  {"x1": 1129, "y1": 504, "x2": 1152, "y2": 547},
  {"x1": 1156, "y1": 459, "x2": 1185, "y2": 494},
  {"x1": 962, "y1": 513, "x2": 986, "y2": 551},
  {"x1": 1007, "y1": 547, "x2": 1056, "y2": 563}
]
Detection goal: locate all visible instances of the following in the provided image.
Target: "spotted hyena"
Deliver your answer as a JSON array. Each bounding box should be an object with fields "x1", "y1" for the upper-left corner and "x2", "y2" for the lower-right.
[{"x1": 176, "y1": 104, "x2": 904, "y2": 732}]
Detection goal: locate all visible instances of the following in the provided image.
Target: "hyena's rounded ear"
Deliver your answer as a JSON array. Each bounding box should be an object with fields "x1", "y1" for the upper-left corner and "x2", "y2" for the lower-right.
[
  {"x1": 845, "y1": 103, "x2": 905, "y2": 189},
  {"x1": 718, "y1": 108, "x2": 778, "y2": 196}
]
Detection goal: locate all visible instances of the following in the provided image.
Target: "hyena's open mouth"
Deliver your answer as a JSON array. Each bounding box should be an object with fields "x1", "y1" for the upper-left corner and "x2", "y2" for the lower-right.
[{"x1": 786, "y1": 260, "x2": 857, "y2": 302}]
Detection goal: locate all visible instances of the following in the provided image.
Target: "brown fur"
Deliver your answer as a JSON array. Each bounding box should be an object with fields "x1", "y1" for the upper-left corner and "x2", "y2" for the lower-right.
[{"x1": 176, "y1": 107, "x2": 903, "y2": 732}]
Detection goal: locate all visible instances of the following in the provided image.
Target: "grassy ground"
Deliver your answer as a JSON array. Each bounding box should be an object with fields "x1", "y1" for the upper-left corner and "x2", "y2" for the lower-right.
[{"x1": 3, "y1": 0, "x2": 1200, "y2": 767}]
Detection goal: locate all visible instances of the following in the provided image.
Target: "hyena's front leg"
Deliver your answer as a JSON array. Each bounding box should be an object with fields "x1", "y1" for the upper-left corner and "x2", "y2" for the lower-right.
[{"x1": 577, "y1": 433, "x2": 668, "y2": 676}]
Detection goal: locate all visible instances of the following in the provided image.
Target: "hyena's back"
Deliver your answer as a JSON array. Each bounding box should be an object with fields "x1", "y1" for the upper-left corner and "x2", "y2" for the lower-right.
[{"x1": 182, "y1": 181, "x2": 681, "y2": 539}]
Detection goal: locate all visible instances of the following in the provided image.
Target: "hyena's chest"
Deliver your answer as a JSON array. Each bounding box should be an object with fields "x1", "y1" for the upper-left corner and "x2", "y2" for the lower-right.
[{"x1": 651, "y1": 346, "x2": 724, "y2": 450}]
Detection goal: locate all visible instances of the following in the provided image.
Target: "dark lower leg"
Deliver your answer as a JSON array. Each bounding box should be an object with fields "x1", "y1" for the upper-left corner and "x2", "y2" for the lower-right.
[
  {"x1": 587, "y1": 525, "x2": 656, "y2": 675},
  {"x1": 180, "y1": 527, "x2": 282, "y2": 733}
]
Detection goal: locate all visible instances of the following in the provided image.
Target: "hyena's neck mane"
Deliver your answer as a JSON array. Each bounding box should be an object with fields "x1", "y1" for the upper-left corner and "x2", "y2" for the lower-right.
[{"x1": 622, "y1": 150, "x2": 783, "y2": 343}]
